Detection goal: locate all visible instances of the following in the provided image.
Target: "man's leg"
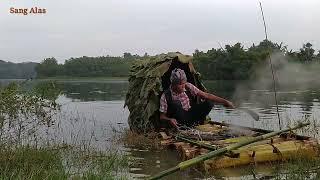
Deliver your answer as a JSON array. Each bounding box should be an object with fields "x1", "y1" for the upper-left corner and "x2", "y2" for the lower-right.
[{"x1": 189, "y1": 100, "x2": 214, "y2": 125}]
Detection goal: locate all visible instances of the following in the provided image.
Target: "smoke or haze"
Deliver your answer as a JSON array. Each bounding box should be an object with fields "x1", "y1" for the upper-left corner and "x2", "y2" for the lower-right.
[{"x1": 233, "y1": 53, "x2": 320, "y2": 107}]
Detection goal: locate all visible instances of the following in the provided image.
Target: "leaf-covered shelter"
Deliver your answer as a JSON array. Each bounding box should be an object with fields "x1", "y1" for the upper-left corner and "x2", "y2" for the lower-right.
[{"x1": 124, "y1": 52, "x2": 206, "y2": 133}]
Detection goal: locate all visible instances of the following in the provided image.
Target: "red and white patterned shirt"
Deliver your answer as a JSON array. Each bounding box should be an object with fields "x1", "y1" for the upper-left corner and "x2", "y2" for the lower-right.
[{"x1": 159, "y1": 82, "x2": 200, "y2": 113}]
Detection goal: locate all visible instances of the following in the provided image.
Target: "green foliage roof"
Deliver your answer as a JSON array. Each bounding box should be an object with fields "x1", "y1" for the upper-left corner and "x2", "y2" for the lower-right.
[{"x1": 124, "y1": 52, "x2": 204, "y2": 133}]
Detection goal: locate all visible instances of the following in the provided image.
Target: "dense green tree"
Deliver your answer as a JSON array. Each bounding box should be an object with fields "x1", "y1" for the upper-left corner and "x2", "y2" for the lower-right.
[
  {"x1": 193, "y1": 40, "x2": 295, "y2": 80},
  {"x1": 63, "y1": 56, "x2": 131, "y2": 77},
  {"x1": 35, "y1": 58, "x2": 60, "y2": 77},
  {"x1": 123, "y1": 52, "x2": 134, "y2": 60},
  {"x1": 298, "y1": 42, "x2": 315, "y2": 62}
]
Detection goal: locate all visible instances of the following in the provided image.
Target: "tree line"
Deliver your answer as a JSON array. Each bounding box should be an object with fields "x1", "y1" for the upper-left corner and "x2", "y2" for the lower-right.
[
  {"x1": 35, "y1": 54, "x2": 145, "y2": 78},
  {"x1": 3, "y1": 40, "x2": 320, "y2": 80},
  {"x1": 0, "y1": 60, "x2": 37, "y2": 79},
  {"x1": 192, "y1": 40, "x2": 320, "y2": 80}
]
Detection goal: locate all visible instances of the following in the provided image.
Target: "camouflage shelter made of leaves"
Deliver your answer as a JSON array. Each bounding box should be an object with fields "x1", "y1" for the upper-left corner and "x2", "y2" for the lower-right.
[{"x1": 124, "y1": 52, "x2": 206, "y2": 133}]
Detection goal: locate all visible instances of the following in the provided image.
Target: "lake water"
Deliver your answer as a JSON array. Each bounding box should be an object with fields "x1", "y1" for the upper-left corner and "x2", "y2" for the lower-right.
[{"x1": 1, "y1": 79, "x2": 320, "y2": 179}]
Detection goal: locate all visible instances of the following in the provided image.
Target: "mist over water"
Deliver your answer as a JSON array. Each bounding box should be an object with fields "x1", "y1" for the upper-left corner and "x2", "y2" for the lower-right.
[
  {"x1": 229, "y1": 52, "x2": 320, "y2": 130},
  {"x1": 234, "y1": 52, "x2": 319, "y2": 102}
]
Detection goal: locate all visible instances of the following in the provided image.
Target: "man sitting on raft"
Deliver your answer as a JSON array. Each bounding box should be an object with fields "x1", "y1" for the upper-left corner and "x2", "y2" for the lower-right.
[{"x1": 159, "y1": 68, "x2": 235, "y2": 128}]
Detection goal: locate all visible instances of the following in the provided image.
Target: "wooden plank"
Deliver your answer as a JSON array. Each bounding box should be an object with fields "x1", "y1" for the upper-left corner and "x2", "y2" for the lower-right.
[{"x1": 159, "y1": 132, "x2": 171, "y2": 140}]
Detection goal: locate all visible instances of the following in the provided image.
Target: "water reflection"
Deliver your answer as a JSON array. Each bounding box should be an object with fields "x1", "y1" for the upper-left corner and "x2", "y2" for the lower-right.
[
  {"x1": 2, "y1": 79, "x2": 320, "y2": 136},
  {"x1": 127, "y1": 148, "x2": 206, "y2": 179},
  {"x1": 57, "y1": 81, "x2": 128, "y2": 101}
]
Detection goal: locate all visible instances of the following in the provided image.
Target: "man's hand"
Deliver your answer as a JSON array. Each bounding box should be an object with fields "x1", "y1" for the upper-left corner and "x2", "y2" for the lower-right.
[
  {"x1": 169, "y1": 118, "x2": 178, "y2": 128},
  {"x1": 225, "y1": 100, "x2": 235, "y2": 109},
  {"x1": 160, "y1": 113, "x2": 179, "y2": 128}
]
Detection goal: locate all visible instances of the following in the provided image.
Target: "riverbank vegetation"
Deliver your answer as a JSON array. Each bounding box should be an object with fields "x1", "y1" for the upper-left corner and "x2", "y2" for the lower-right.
[
  {"x1": 121, "y1": 129, "x2": 161, "y2": 150},
  {"x1": 0, "y1": 83, "x2": 130, "y2": 179},
  {"x1": 0, "y1": 145, "x2": 129, "y2": 179}
]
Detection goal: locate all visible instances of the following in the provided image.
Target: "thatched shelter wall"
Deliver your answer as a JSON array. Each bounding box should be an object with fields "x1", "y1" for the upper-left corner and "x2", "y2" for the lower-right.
[{"x1": 124, "y1": 52, "x2": 205, "y2": 133}]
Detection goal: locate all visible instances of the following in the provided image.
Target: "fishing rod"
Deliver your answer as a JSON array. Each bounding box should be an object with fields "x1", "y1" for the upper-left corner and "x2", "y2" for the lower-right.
[{"x1": 259, "y1": 2, "x2": 282, "y2": 130}]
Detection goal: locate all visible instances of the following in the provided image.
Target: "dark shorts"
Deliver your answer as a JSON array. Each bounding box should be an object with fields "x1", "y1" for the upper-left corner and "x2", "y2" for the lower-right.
[{"x1": 162, "y1": 100, "x2": 214, "y2": 127}]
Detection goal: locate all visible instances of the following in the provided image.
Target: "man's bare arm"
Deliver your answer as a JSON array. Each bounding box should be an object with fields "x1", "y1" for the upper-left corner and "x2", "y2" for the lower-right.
[
  {"x1": 160, "y1": 112, "x2": 178, "y2": 128},
  {"x1": 197, "y1": 90, "x2": 235, "y2": 108}
]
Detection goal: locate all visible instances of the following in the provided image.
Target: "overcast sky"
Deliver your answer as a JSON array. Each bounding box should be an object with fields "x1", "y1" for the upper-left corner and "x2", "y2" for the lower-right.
[{"x1": 1, "y1": 0, "x2": 320, "y2": 63}]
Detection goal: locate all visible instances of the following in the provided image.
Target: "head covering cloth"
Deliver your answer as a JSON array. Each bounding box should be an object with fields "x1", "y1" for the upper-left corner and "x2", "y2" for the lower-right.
[{"x1": 170, "y1": 68, "x2": 187, "y2": 85}]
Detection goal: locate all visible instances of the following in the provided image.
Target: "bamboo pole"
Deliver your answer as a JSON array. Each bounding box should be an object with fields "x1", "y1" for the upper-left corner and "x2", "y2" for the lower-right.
[
  {"x1": 175, "y1": 135, "x2": 218, "y2": 151},
  {"x1": 209, "y1": 121, "x2": 272, "y2": 134},
  {"x1": 149, "y1": 122, "x2": 309, "y2": 180},
  {"x1": 176, "y1": 135, "x2": 238, "y2": 158},
  {"x1": 209, "y1": 121, "x2": 309, "y2": 140}
]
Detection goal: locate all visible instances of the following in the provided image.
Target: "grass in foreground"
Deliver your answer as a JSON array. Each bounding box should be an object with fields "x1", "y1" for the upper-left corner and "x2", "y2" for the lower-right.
[
  {"x1": 0, "y1": 146, "x2": 66, "y2": 179},
  {"x1": 273, "y1": 157, "x2": 320, "y2": 180},
  {"x1": 0, "y1": 82, "x2": 130, "y2": 179},
  {"x1": 0, "y1": 145, "x2": 129, "y2": 180}
]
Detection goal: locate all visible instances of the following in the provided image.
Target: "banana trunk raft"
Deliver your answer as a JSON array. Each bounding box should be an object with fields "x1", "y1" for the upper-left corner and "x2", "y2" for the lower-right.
[{"x1": 159, "y1": 121, "x2": 319, "y2": 172}]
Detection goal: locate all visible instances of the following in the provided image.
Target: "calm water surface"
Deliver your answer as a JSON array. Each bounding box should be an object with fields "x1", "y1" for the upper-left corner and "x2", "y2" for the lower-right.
[{"x1": 1, "y1": 79, "x2": 320, "y2": 179}]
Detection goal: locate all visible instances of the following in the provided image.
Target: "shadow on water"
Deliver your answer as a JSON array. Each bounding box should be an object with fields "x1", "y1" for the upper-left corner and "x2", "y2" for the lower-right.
[{"x1": 127, "y1": 148, "x2": 207, "y2": 179}]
